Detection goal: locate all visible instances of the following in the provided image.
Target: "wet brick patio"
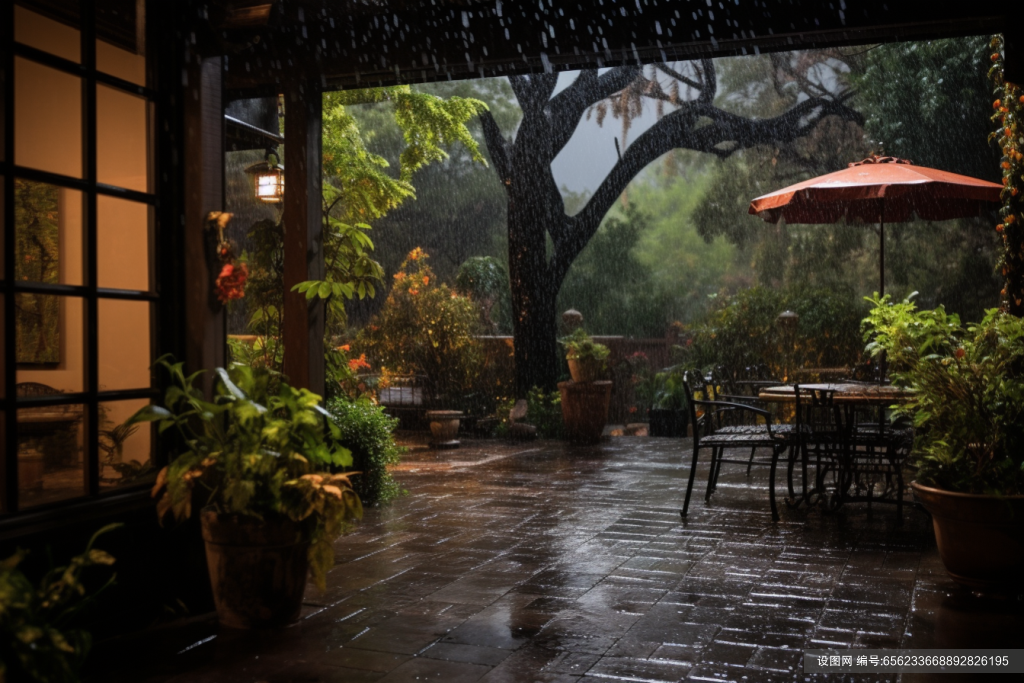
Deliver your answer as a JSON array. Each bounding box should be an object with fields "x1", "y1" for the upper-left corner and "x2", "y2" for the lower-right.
[{"x1": 93, "y1": 436, "x2": 1023, "y2": 683}]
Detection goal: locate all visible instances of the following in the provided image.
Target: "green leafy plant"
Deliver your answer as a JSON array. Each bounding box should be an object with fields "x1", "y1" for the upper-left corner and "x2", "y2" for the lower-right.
[
  {"x1": 326, "y1": 397, "x2": 405, "y2": 506},
  {"x1": 651, "y1": 365, "x2": 690, "y2": 412},
  {"x1": 357, "y1": 248, "x2": 483, "y2": 402},
  {"x1": 494, "y1": 387, "x2": 564, "y2": 439},
  {"x1": 0, "y1": 524, "x2": 121, "y2": 683},
  {"x1": 863, "y1": 294, "x2": 1024, "y2": 494},
  {"x1": 560, "y1": 328, "x2": 610, "y2": 363},
  {"x1": 130, "y1": 357, "x2": 363, "y2": 589}
]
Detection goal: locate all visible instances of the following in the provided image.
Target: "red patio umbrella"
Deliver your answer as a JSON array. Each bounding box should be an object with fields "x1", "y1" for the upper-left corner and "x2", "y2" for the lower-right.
[{"x1": 748, "y1": 155, "x2": 1002, "y2": 297}]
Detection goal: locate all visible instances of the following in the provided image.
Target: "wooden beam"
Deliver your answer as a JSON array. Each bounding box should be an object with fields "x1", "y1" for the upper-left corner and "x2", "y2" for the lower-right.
[
  {"x1": 183, "y1": 56, "x2": 226, "y2": 396},
  {"x1": 282, "y1": 79, "x2": 324, "y2": 394}
]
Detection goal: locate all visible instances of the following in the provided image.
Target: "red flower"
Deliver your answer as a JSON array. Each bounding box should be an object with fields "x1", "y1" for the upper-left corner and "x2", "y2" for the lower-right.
[
  {"x1": 955, "y1": 348, "x2": 965, "y2": 360},
  {"x1": 348, "y1": 354, "x2": 371, "y2": 372},
  {"x1": 215, "y1": 262, "x2": 248, "y2": 303}
]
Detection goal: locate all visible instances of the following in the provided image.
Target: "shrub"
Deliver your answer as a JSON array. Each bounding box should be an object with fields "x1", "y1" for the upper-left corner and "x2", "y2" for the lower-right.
[
  {"x1": 494, "y1": 387, "x2": 563, "y2": 439},
  {"x1": 357, "y1": 248, "x2": 483, "y2": 402},
  {"x1": 327, "y1": 397, "x2": 405, "y2": 506}
]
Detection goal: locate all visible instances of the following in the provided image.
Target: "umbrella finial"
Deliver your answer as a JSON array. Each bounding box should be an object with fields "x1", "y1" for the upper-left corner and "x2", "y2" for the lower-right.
[{"x1": 849, "y1": 154, "x2": 913, "y2": 168}]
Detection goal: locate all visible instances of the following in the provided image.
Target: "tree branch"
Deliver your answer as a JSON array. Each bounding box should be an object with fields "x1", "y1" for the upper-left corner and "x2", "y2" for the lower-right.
[
  {"x1": 509, "y1": 73, "x2": 559, "y2": 114},
  {"x1": 654, "y1": 62, "x2": 701, "y2": 91},
  {"x1": 552, "y1": 95, "x2": 863, "y2": 282},
  {"x1": 479, "y1": 109, "x2": 511, "y2": 188},
  {"x1": 549, "y1": 66, "x2": 642, "y2": 157}
]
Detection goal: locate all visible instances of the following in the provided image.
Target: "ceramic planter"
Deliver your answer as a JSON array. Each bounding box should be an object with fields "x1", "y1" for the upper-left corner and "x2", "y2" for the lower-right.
[
  {"x1": 648, "y1": 408, "x2": 688, "y2": 438},
  {"x1": 558, "y1": 380, "x2": 612, "y2": 443},
  {"x1": 567, "y1": 357, "x2": 603, "y2": 383},
  {"x1": 911, "y1": 482, "x2": 1024, "y2": 591},
  {"x1": 425, "y1": 410, "x2": 463, "y2": 448},
  {"x1": 200, "y1": 510, "x2": 310, "y2": 628}
]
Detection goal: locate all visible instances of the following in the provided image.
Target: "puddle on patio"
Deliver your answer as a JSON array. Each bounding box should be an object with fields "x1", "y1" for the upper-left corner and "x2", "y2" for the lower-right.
[{"x1": 90, "y1": 437, "x2": 1023, "y2": 683}]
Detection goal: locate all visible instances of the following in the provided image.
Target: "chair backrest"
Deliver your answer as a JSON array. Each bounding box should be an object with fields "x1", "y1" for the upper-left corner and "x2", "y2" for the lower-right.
[
  {"x1": 794, "y1": 385, "x2": 845, "y2": 442},
  {"x1": 683, "y1": 369, "x2": 715, "y2": 436},
  {"x1": 710, "y1": 365, "x2": 735, "y2": 397}
]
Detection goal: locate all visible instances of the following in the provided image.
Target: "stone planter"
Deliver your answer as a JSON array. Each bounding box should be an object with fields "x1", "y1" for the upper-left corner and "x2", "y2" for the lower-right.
[
  {"x1": 911, "y1": 482, "x2": 1024, "y2": 591},
  {"x1": 425, "y1": 410, "x2": 463, "y2": 448},
  {"x1": 558, "y1": 380, "x2": 612, "y2": 444},
  {"x1": 200, "y1": 510, "x2": 310, "y2": 629}
]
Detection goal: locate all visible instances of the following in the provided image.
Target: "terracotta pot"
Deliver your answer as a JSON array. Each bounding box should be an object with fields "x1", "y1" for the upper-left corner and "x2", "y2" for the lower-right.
[
  {"x1": 911, "y1": 482, "x2": 1024, "y2": 591},
  {"x1": 200, "y1": 510, "x2": 310, "y2": 628},
  {"x1": 567, "y1": 357, "x2": 603, "y2": 383},
  {"x1": 426, "y1": 410, "x2": 463, "y2": 448},
  {"x1": 558, "y1": 380, "x2": 612, "y2": 444}
]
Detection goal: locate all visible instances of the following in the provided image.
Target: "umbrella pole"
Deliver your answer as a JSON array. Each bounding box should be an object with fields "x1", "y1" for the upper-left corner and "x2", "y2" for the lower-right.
[{"x1": 879, "y1": 218, "x2": 887, "y2": 385}]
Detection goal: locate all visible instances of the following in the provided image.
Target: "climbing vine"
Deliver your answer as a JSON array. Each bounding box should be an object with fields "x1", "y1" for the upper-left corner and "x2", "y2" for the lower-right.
[{"x1": 990, "y1": 35, "x2": 1024, "y2": 316}]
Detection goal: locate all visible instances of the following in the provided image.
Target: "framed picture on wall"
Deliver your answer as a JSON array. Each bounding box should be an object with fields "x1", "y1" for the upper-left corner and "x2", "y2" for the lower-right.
[{"x1": 15, "y1": 179, "x2": 62, "y2": 366}]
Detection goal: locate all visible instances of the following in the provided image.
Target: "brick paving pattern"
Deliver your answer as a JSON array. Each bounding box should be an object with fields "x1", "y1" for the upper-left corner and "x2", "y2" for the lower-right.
[{"x1": 94, "y1": 436, "x2": 1023, "y2": 683}]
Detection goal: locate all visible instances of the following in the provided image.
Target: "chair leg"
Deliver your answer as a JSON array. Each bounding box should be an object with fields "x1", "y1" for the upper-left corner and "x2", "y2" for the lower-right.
[
  {"x1": 786, "y1": 443, "x2": 798, "y2": 505},
  {"x1": 769, "y1": 445, "x2": 780, "y2": 522},
  {"x1": 746, "y1": 446, "x2": 756, "y2": 474},
  {"x1": 705, "y1": 447, "x2": 720, "y2": 502},
  {"x1": 681, "y1": 444, "x2": 702, "y2": 518},
  {"x1": 711, "y1": 447, "x2": 725, "y2": 492},
  {"x1": 888, "y1": 443, "x2": 905, "y2": 527}
]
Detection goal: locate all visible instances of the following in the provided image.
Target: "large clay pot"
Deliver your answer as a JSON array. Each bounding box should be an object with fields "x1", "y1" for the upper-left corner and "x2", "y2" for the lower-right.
[
  {"x1": 567, "y1": 357, "x2": 603, "y2": 383},
  {"x1": 911, "y1": 482, "x2": 1024, "y2": 591},
  {"x1": 200, "y1": 510, "x2": 310, "y2": 628},
  {"x1": 425, "y1": 410, "x2": 463, "y2": 448},
  {"x1": 558, "y1": 380, "x2": 612, "y2": 444}
]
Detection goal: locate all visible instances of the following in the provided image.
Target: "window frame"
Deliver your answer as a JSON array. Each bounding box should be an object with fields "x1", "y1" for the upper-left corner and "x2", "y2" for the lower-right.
[{"x1": 2, "y1": 0, "x2": 166, "y2": 518}]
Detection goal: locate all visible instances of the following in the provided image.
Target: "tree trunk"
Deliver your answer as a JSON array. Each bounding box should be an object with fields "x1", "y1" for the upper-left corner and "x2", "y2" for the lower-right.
[{"x1": 507, "y1": 149, "x2": 563, "y2": 396}]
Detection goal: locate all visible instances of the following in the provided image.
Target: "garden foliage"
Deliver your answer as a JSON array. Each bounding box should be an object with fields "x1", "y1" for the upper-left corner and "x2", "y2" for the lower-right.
[
  {"x1": 863, "y1": 294, "x2": 1024, "y2": 494},
  {"x1": 0, "y1": 524, "x2": 120, "y2": 683},
  {"x1": 678, "y1": 285, "x2": 865, "y2": 378},
  {"x1": 357, "y1": 249, "x2": 483, "y2": 402},
  {"x1": 327, "y1": 398, "x2": 405, "y2": 506}
]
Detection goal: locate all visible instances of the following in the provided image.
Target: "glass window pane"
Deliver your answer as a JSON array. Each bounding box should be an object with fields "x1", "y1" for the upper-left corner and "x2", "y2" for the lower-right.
[
  {"x1": 98, "y1": 195, "x2": 151, "y2": 291},
  {"x1": 99, "y1": 298, "x2": 151, "y2": 391},
  {"x1": 18, "y1": 403, "x2": 86, "y2": 509},
  {"x1": 99, "y1": 398, "x2": 154, "y2": 490},
  {"x1": 96, "y1": 0, "x2": 146, "y2": 86},
  {"x1": 15, "y1": 4, "x2": 81, "y2": 63},
  {"x1": 15, "y1": 180, "x2": 84, "y2": 286},
  {"x1": 14, "y1": 57, "x2": 83, "y2": 179},
  {"x1": 97, "y1": 85, "x2": 151, "y2": 193},
  {"x1": 16, "y1": 294, "x2": 85, "y2": 393}
]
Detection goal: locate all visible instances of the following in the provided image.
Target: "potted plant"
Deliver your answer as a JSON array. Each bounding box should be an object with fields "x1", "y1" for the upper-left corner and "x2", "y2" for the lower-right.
[
  {"x1": 557, "y1": 329, "x2": 612, "y2": 442},
  {"x1": 131, "y1": 357, "x2": 363, "y2": 628},
  {"x1": 648, "y1": 365, "x2": 690, "y2": 437},
  {"x1": 560, "y1": 327, "x2": 610, "y2": 383},
  {"x1": 863, "y1": 294, "x2": 1024, "y2": 590}
]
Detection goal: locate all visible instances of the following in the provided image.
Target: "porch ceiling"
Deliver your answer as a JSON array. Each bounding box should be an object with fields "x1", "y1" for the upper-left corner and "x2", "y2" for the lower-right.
[{"x1": 214, "y1": 0, "x2": 1009, "y2": 96}]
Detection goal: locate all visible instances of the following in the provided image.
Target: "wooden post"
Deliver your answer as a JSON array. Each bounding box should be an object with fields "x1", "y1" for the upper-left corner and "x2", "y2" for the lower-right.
[
  {"x1": 184, "y1": 56, "x2": 226, "y2": 395},
  {"x1": 282, "y1": 80, "x2": 324, "y2": 394}
]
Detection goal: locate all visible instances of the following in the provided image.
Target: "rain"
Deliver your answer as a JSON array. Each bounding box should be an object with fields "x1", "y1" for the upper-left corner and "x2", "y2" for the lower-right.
[{"x1": 5, "y1": 2, "x2": 1023, "y2": 682}]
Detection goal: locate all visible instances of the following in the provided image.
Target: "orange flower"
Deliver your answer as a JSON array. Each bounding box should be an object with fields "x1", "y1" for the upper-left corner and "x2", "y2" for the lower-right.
[
  {"x1": 409, "y1": 288, "x2": 419, "y2": 296},
  {"x1": 394, "y1": 271, "x2": 406, "y2": 281},
  {"x1": 422, "y1": 276, "x2": 430, "y2": 286},
  {"x1": 997, "y1": 224, "x2": 1004, "y2": 233},
  {"x1": 338, "y1": 344, "x2": 351, "y2": 352},
  {"x1": 992, "y1": 52, "x2": 1001, "y2": 62},
  {"x1": 994, "y1": 99, "x2": 1002, "y2": 109},
  {"x1": 348, "y1": 354, "x2": 371, "y2": 372}
]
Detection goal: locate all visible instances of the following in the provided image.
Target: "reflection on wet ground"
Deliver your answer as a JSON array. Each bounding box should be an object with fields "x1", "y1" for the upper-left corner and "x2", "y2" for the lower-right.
[{"x1": 92, "y1": 436, "x2": 1023, "y2": 683}]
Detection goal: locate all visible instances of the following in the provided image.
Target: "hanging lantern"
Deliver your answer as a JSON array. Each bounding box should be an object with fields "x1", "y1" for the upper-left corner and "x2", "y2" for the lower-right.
[{"x1": 245, "y1": 151, "x2": 284, "y2": 203}]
